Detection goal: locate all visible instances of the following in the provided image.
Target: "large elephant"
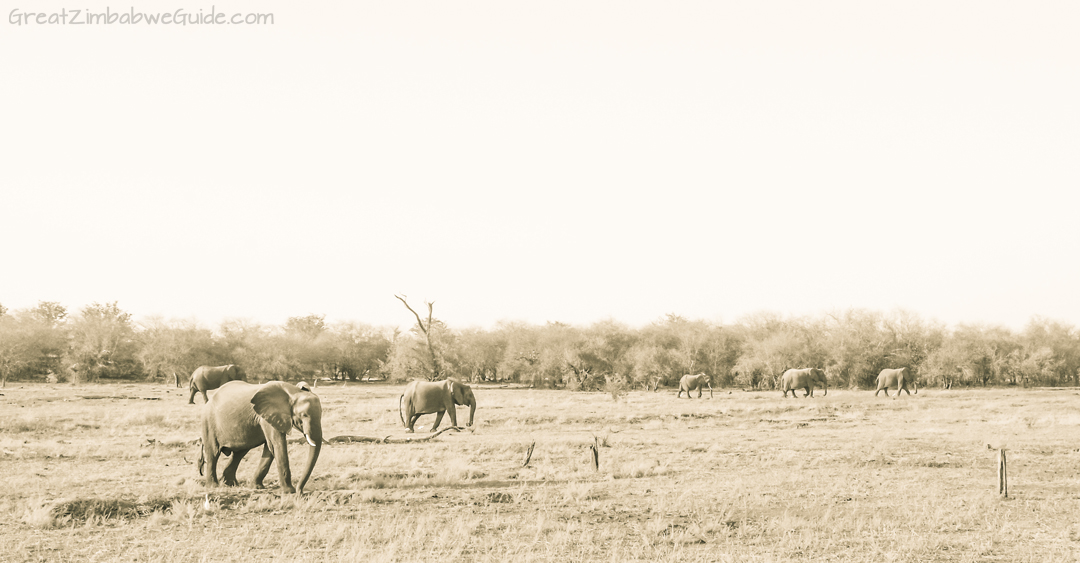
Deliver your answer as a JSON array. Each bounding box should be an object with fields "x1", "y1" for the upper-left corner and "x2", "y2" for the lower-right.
[
  {"x1": 875, "y1": 368, "x2": 917, "y2": 396},
  {"x1": 200, "y1": 380, "x2": 322, "y2": 494},
  {"x1": 677, "y1": 373, "x2": 713, "y2": 398},
  {"x1": 781, "y1": 368, "x2": 827, "y2": 397},
  {"x1": 399, "y1": 379, "x2": 475, "y2": 433},
  {"x1": 189, "y1": 364, "x2": 246, "y2": 404}
]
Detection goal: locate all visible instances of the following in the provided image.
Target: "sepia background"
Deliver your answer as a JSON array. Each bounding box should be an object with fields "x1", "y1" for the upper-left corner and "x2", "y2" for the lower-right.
[
  {"x1": 4, "y1": 4, "x2": 1080, "y2": 561},
  {"x1": 3, "y1": 1, "x2": 1078, "y2": 331}
]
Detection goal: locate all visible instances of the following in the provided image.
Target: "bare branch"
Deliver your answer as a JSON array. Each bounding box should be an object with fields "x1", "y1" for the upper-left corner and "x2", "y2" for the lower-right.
[
  {"x1": 321, "y1": 426, "x2": 462, "y2": 444},
  {"x1": 395, "y1": 294, "x2": 442, "y2": 380},
  {"x1": 395, "y1": 295, "x2": 428, "y2": 336}
]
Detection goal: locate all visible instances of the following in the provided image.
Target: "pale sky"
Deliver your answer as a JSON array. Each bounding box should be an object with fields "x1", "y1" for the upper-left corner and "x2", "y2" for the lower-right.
[{"x1": 2, "y1": 1, "x2": 1078, "y2": 331}]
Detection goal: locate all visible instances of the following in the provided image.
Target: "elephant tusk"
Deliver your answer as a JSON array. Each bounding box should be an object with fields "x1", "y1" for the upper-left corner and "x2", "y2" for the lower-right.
[{"x1": 304, "y1": 434, "x2": 317, "y2": 447}]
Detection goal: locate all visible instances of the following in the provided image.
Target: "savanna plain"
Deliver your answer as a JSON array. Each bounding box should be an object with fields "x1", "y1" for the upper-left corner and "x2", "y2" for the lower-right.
[{"x1": 2, "y1": 383, "x2": 1080, "y2": 562}]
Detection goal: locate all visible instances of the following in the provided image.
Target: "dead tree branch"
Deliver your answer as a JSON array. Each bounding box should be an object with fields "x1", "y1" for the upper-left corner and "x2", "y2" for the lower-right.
[
  {"x1": 395, "y1": 294, "x2": 442, "y2": 380},
  {"x1": 314, "y1": 426, "x2": 463, "y2": 445}
]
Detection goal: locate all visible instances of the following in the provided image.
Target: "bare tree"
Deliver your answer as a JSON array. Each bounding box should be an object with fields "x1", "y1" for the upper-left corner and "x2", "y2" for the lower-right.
[{"x1": 395, "y1": 295, "x2": 442, "y2": 380}]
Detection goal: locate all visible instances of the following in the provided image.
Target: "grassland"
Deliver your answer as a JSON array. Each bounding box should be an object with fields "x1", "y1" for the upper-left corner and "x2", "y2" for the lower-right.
[{"x1": 2, "y1": 382, "x2": 1079, "y2": 562}]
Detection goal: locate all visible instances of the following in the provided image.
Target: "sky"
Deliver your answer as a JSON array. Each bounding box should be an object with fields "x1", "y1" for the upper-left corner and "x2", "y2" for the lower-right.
[{"x1": 2, "y1": 1, "x2": 1079, "y2": 332}]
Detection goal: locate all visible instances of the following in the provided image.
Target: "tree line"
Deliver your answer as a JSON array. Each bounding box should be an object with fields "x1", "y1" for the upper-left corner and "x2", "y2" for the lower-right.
[{"x1": 2, "y1": 301, "x2": 1078, "y2": 390}]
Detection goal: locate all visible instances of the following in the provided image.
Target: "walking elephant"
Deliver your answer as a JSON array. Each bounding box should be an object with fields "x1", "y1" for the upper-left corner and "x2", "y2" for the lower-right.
[
  {"x1": 677, "y1": 373, "x2": 713, "y2": 398},
  {"x1": 781, "y1": 368, "x2": 827, "y2": 397},
  {"x1": 399, "y1": 379, "x2": 475, "y2": 433},
  {"x1": 189, "y1": 364, "x2": 246, "y2": 404},
  {"x1": 200, "y1": 381, "x2": 322, "y2": 494},
  {"x1": 875, "y1": 368, "x2": 917, "y2": 396}
]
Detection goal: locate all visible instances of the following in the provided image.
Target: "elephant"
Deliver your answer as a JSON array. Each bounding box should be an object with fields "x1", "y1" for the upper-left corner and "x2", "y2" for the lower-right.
[
  {"x1": 875, "y1": 368, "x2": 917, "y2": 396},
  {"x1": 200, "y1": 380, "x2": 322, "y2": 494},
  {"x1": 399, "y1": 379, "x2": 476, "y2": 433},
  {"x1": 189, "y1": 364, "x2": 246, "y2": 404},
  {"x1": 677, "y1": 373, "x2": 713, "y2": 398},
  {"x1": 780, "y1": 368, "x2": 827, "y2": 397}
]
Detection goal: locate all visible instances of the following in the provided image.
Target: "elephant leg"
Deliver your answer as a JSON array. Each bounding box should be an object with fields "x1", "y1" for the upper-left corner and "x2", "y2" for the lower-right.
[
  {"x1": 696, "y1": 388, "x2": 702, "y2": 398},
  {"x1": 201, "y1": 390, "x2": 209, "y2": 403},
  {"x1": 874, "y1": 387, "x2": 882, "y2": 396},
  {"x1": 446, "y1": 404, "x2": 458, "y2": 428},
  {"x1": 405, "y1": 403, "x2": 417, "y2": 433},
  {"x1": 430, "y1": 410, "x2": 445, "y2": 432},
  {"x1": 221, "y1": 448, "x2": 250, "y2": 487},
  {"x1": 189, "y1": 387, "x2": 198, "y2": 404},
  {"x1": 203, "y1": 434, "x2": 220, "y2": 486},
  {"x1": 253, "y1": 444, "x2": 274, "y2": 489},
  {"x1": 206, "y1": 452, "x2": 220, "y2": 486},
  {"x1": 407, "y1": 413, "x2": 423, "y2": 433},
  {"x1": 266, "y1": 435, "x2": 295, "y2": 493},
  {"x1": 901, "y1": 387, "x2": 911, "y2": 395}
]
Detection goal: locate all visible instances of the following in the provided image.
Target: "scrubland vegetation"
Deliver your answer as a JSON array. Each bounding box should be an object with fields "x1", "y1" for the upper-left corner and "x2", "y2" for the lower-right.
[
  {"x1": 3, "y1": 383, "x2": 1080, "y2": 561},
  {"x1": 2, "y1": 301, "x2": 1079, "y2": 392},
  {"x1": 4, "y1": 300, "x2": 1080, "y2": 559}
]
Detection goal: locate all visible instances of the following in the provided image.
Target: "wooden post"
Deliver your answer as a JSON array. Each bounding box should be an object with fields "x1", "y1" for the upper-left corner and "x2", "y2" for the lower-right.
[
  {"x1": 998, "y1": 448, "x2": 1008, "y2": 497},
  {"x1": 522, "y1": 442, "x2": 535, "y2": 468},
  {"x1": 590, "y1": 437, "x2": 600, "y2": 471}
]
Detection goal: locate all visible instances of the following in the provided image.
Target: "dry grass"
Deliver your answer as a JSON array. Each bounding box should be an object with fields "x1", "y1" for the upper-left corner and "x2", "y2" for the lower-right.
[{"x1": 3, "y1": 383, "x2": 1080, "y2": 561}]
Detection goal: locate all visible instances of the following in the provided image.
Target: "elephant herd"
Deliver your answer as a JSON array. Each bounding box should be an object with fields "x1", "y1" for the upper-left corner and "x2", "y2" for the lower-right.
[
  {"x1": 186, "y1": 364, "x2": 477, "y2": 495},
  {"x1": 674, "y1": 367, "x2": 917, "y2": 398},
  {"x1": 186, "y1": 362, "x2": 914, "y2": 495}
]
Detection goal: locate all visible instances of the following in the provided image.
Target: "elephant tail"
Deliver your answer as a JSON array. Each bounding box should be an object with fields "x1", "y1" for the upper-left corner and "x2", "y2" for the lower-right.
[{"x1": 398, "y1": 394, "x2": 405, "y2": 427}]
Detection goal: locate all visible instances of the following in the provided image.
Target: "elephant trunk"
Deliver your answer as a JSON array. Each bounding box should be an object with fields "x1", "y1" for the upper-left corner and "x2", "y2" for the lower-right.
[
  {"x1": 467, "y1": 399, "x2": 476, "y2": 427},
  {"x1": 913, "y1": 379, "x2": 918, "y2": 394},
  {"x1": 296, "y1": 421, "x2": 322, "y2": 494},
  {"x1": 822, "y1": 378, "x2": 827, "y2": 396}
]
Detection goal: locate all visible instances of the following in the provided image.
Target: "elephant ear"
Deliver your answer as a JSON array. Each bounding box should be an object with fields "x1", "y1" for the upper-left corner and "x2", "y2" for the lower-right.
[
  {"x1": 251, "y1": 382, "x2": 297, "y2": 435},
  {"x1": 451, "y1": 381, "x2": 467, "y2": 404}
]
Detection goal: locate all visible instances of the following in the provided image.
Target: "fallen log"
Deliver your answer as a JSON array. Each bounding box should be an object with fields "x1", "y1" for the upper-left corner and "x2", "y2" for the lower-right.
[
  {"x1": 289, "y1": 426, "x2": 463, "y2": 445},
  {"x1": 79, "y1": 395, "x2": 161, "y2": 400}
]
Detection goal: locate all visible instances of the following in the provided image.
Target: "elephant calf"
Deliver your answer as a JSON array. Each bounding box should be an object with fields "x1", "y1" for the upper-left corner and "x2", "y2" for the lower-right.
[{"x1": 399, "y1": 379, "x2": 476, "y2": 433}]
